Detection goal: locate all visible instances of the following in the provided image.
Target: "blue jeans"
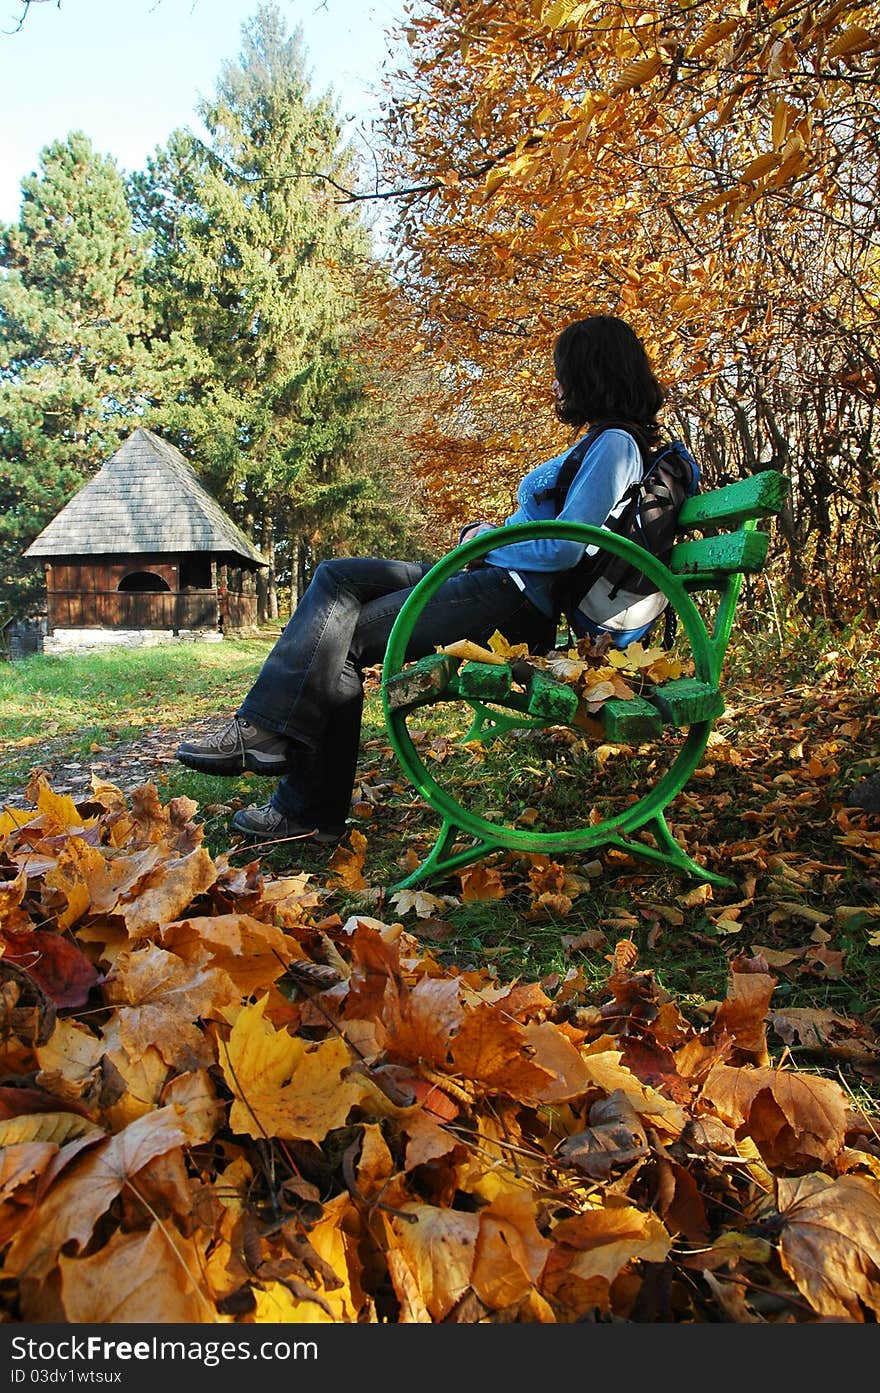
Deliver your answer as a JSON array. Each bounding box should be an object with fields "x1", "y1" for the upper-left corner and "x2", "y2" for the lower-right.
[{"x1": 238, "y1": 557, "x2": 556, "y2": 829}]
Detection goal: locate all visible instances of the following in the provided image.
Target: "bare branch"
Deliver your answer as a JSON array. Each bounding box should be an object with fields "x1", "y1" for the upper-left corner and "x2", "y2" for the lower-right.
[{"x1": 4, "y1": 0, "x2": 61, "y2": 37}]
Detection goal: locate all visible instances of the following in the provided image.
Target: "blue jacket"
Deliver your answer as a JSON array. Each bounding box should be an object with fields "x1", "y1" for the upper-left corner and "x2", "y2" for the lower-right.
[{"x1": 482, "y1": 428, "x2": 643, "y2": 620}]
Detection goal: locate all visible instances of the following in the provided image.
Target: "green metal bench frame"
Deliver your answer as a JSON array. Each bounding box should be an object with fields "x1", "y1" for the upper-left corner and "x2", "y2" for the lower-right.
[{"x1": 381, "y1": 470, "x2": 790, "y2": 893}]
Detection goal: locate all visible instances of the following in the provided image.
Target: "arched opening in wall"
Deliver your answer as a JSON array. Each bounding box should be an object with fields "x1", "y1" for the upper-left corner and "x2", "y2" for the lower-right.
[{"x1": 117, "y1": 571, "x2": 170, "y2": 593}]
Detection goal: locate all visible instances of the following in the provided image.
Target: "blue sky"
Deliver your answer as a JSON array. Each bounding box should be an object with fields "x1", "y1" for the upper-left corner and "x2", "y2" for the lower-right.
[{"x1": 0, "y1": 0, "x2": 407, "y2": 226}]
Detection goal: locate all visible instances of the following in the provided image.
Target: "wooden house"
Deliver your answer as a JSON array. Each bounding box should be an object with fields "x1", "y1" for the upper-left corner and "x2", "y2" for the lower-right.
[{"x1": 24, "y1": 428, "x2": 267, "y2": 649}]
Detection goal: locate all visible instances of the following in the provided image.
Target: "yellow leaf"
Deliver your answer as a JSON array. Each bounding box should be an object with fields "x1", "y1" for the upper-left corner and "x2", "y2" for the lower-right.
[
  {"x1": 0, "y1": 807, "x2": 34, "y2": 838},
  {"x1": 488, "y1": 629, "x2": 530, "y2": 660},
  {"x1": 219, "y1": 995, "x2": 300, "y2": 1101},
  {"x1": 542, "y1": 0, "x2": 582, "y2": 28},
  {"x1": 825, "y1": 25, "x2": 875, "y2": 58},
  {"x1": 327, "y1": 828, "x2": 369, "y2": 890},
  {"x1": 834, "y1": 905, "x2": 880, "y2": 925},
  {"x1": 694, "y1": 189, "x2": 740, "y2": 218},
  {"x1": 771, "y1": 99, "x2": 793, "y2": 150},
  {"x1": 677, "y1": 883, "x2": 714, "y2": 908},
  {"x1": 609, "y1": 53, "x2": 662, "y2": 95},
  {"x1": 0, "y1": 1112, "x2": 102, "y2": 1148},
  {"x1": 485, "y1": 166, "x2": 510, "y2": 196},
  {"x1": 740, "y1": 151, "x2": 781, "y2": 183},
  {"x1": 459, "y1": 864, "x2": 506, "y2": 902},
  {"x1": 688, "y1": 18, "x2": 740, "y2": 58},
  {"x1": 439, "y1": 639, "x2": 507, "y2": 664}
]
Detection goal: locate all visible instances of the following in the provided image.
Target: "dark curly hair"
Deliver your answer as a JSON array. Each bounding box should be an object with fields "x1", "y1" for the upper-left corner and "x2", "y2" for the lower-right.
[{"x1": 552, "y1": 315, "x2": 666, "y2": 445}]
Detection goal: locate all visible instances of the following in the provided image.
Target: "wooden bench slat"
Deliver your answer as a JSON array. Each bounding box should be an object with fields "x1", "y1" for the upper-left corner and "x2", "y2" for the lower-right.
[
  {"x1": 385, "y1": 653, "x2": 460, "y2": 711},
  {"x1": 669, "y1": 527, "x2": 770, "y2": 577},
  {"x1": 458, "y1": 660, "x2": 514, "y2": 701},
  {"x1": 601, "y1": 695, "x2": 663, "y2": 742},
  {"x1": 525, "y1": 667, "x2": 580, "y2": 723},
  {"x1": 677, "y1": 470, "x2": 789, "y2": 529},
  {"x1": 649, "y1": 678, "x2": 725, "y2": 726}
]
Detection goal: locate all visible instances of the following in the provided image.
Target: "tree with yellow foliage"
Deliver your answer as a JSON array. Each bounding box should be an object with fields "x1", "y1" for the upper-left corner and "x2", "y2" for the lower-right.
[{"x1": 377, "y1": 0, "x2": 879, "y2": 618}]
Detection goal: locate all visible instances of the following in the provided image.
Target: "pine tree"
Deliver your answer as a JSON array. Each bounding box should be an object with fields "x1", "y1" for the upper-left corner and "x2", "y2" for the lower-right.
[
  {"x1": 0, "y1": 132, "x2": 153, "y2": 622},
  {"x1": 132, "y1": 2, "x2": 422, "y2": 618}
]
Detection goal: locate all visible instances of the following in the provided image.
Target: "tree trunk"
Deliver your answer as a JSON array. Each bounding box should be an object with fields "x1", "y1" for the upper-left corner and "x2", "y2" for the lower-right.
[{"x1": 262, "y1": 516, "x2": 278, "y2": 620}]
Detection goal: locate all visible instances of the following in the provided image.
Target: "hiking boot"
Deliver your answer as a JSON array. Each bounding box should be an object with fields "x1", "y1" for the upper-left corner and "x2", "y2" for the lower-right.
[
  {"x1": 230, "y1": 802, "x2": 345, "y2": 844},
  {"x1": 176, "y1": 716, "x2": 290, "y2": 777},
  {"x1": 846, "y1": 771, "x2": 880, "y2": 813}
]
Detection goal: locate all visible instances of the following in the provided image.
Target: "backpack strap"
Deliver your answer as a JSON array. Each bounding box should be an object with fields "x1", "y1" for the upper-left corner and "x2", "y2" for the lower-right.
[{"x1": 534, "y1": 421, "x2": 653, "y2": 516}]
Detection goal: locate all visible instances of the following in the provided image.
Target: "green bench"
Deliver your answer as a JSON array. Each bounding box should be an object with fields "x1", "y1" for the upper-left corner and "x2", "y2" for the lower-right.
[{"x1": 381, "y1": 469, "x2": 790, "y2": 892}]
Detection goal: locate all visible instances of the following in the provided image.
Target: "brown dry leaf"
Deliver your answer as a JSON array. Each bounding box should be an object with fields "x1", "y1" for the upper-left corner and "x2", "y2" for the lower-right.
[
  {"x1": 327, "y1": 829, "x2": 369, "y2": 890},
  {"x1": 59, "y1": 1223, "x2": 215, "y2": 1323},
  {"x1": 252, "y1": 1280, "x2": 336, "y2": 1322},
  {"x1": 529, "y1": 890, "x2": 573, "y2": 918},
  {"x1": 160, "y1": 912, "x2": 303, "y2": 995},
  {"x1": 555, "y1": 1089, "x2": 650, "y2": 1179},
  {"x1": 777, "y1": 1173, "x2": 880, "y2": 1321},
  {"x1": 263, "y1": 1192, "x2": 361, "y2": 1322},
  {"x1": 101, "y1": 1030, "x2": 172, "y2": 1127},
  {"x1": 459, "y1": 864, "x2": 505, "y2": 901},
  {"x1": 471, "y1": 1183, "x2": 552, "y2": 1312},
  {"x1": 127, "y1": 785, "x2": 202, "y2": 853},
  {"x1": 118, "y1": 848, "x2": 219, "y2": 940},
  {"x1": 386, "y1": 1247, "x2": 433, "y2": 1322},
  {"x1": 611, "y1": 939, "x2": 638, "y2": 974},
  {"x1": 769, "y1": 1007, "x2": 879, "y2": 1064},
  {"x1": 353, "y1": 1122, "x2": 396, "y2": 1201},
  {"x1": 700, "y1": 1063, "x2": 848, "y2": 1167},
  {"x1": 383, "y1": 975, "x2": 464, "y2": 1071},
  {"x1": 249, "y1": 872, "x2": 323, "y2": 927},
  {"x1": 103, "y1": 943, "x2": 235, "y2": 1068},
  {"x1": 449, "y1": 1006, "x2": 556, "y2": 1102},
  {"x1": 712, "y1": 968, "x2": 776, "y2": 1064},
  {"x1": 0, "y1": 1142, "x2": 64, "y2": 1202},
  {"x1": 677, "y1": 883, "x2": 714, "y2": 908},
  {"x1": 0, "y1": 869, "x2": 31, "y2": 933},
  {"x1": 519, "y1": 1021, "x2": 595, "y2": 1103},
  {"x1": 3, "y1": 1105, "x2": 196, "y2": 1279},
  {"x1": 385, "y1": 1203, "x2": 480, "y2": 1320},
  {"x1": 562, "y1": 928, "x2": 607, "y2": 953},
  {"x1": 527, "y1": 858, "x2": 567, "y2": 898},
  {"x1": 542, "y1": 1206, "x2": 671, "y2": 1313}
]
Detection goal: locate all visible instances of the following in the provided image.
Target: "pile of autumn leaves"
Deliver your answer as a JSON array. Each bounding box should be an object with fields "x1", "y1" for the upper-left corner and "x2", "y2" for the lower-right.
[{"x1": 1, "y1": 776, "x2": 879, "y2": 1324}]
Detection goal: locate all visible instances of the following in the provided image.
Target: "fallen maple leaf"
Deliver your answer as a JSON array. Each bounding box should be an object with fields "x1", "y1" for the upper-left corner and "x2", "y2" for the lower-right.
[
  {"x1": 327, "y1": 829, "x2": 369, "y2": 890},
  {"x1": 777, "y1": 1173, "x2": 880, "y2": 1321}
]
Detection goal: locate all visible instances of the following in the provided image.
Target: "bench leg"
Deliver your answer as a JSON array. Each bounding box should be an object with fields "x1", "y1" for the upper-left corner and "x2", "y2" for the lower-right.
[
  {"x1": 390, "y1": 816, "x2": 507, "y2": 892},
  {"x1": 388, "y1": 811, "x2": 736, "y2": 893},
  {"x1": 615, "y1": 812, "x2": 737, "y2": 890}
]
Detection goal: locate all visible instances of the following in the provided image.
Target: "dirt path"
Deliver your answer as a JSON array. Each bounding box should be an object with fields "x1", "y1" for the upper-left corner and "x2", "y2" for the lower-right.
[{"x1": 2, "y1": 717, "x2": 219, "y2": 810}]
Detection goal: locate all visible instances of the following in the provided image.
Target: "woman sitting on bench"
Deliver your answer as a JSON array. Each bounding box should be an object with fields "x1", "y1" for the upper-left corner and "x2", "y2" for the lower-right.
[{"x1": 176, "y1": 314, "x2": 671, "y2": 846}]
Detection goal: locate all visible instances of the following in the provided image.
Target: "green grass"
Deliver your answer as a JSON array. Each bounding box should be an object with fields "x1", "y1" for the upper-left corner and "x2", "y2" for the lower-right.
[
  {"x1": 2, "y1": 622, "x2": 879, "y2": 1105},
  {"x1": 0, "y1": 637, "x2": 276, "y2": 793}
]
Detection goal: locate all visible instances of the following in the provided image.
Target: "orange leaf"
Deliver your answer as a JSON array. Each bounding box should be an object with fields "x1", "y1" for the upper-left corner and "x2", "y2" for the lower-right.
[{"x1": 778, "y1": 1174, "x2": 880, "y2": 1320}]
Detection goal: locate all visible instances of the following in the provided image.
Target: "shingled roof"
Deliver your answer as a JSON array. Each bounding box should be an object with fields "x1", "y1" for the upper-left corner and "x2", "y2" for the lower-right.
[{"x1": 25, "y1": 427, "x2": 267, "y2": 566}]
